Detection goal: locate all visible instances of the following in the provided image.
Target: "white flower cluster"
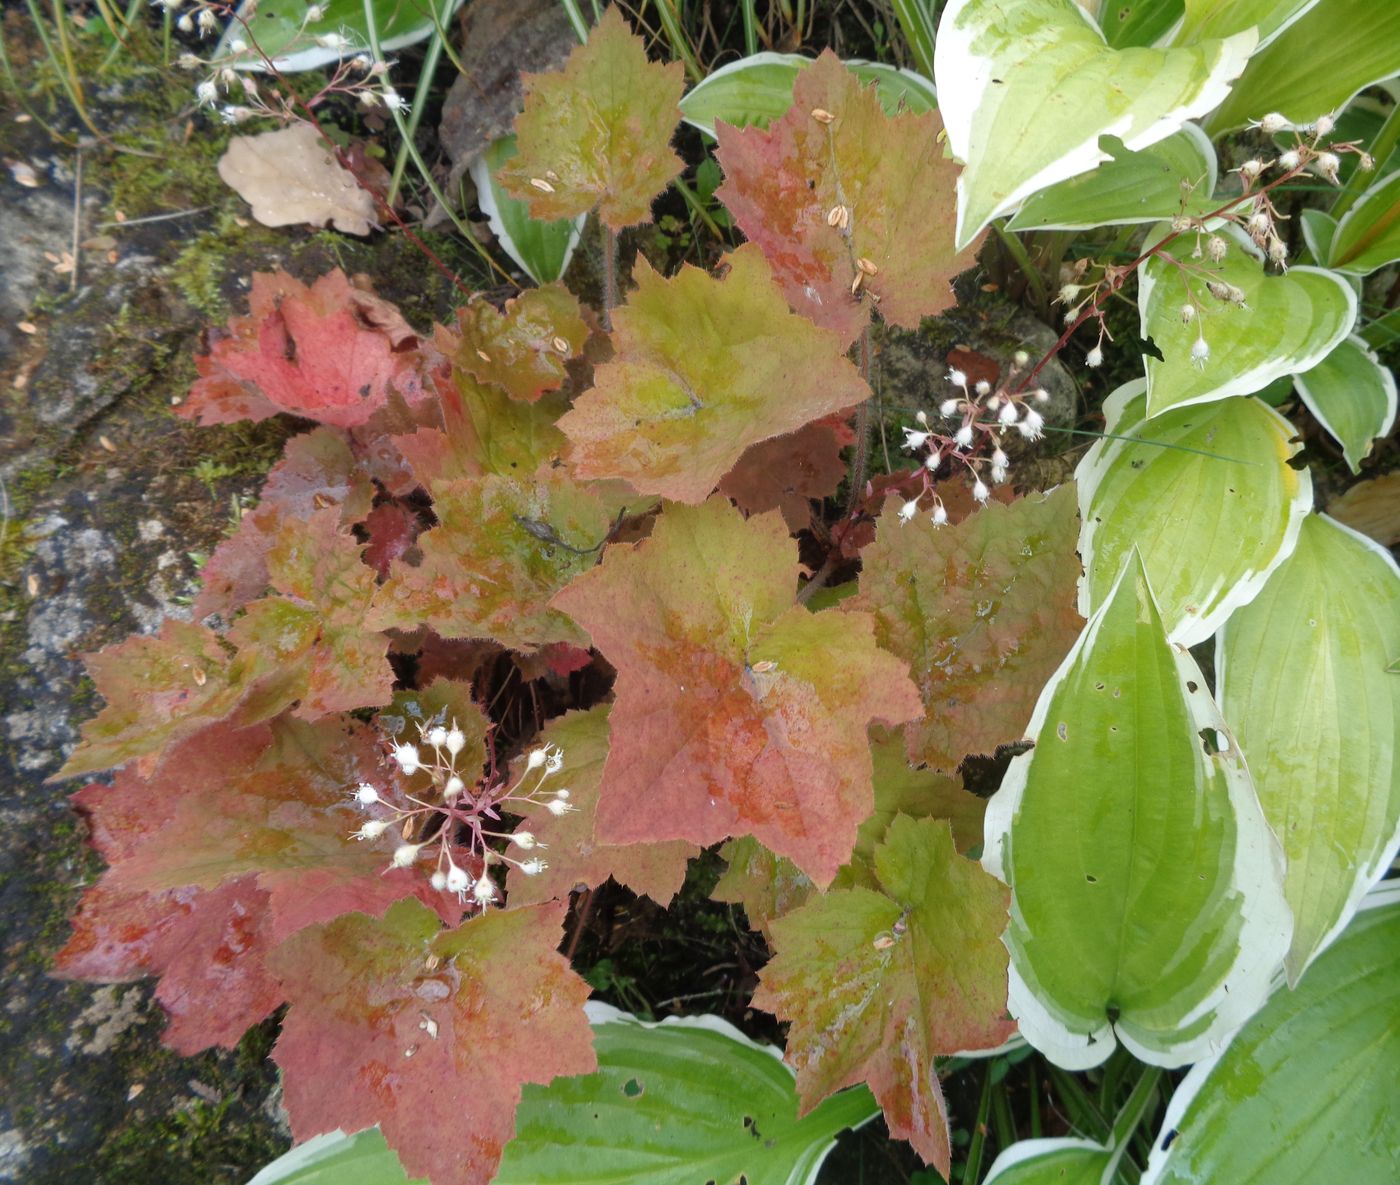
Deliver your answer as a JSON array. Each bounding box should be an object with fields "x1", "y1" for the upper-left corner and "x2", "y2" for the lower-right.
[
  {"x1": 896, "y1": 353, "x2": 1050, "y2": 526},
  {"x1": 348, "y1": 718, "x2": 572, "y2": 910}
]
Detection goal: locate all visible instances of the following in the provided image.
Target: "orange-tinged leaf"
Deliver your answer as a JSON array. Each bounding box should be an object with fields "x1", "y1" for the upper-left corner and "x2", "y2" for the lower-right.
[
  {"x1": 715, "y1": 51, "x2": 980, "y2": 348},
  {"x1": 507, "y1": 705, "x2": 698, "y2": 908},
  {"x1": 559, "y1": 245, "x2": 870, "y2": 503},
  {"x1": 368, "y1": 473, "x2": 618, "y2": 652},
  {"x1": 551, "y1": 498, "x2": 921, "y2": 884},
  {"x1": 849, "y1": 487, "x2": 1083, "y2": 771},
  {"x1": 270, "y1": 897, "x2": 595, "y2": 1185},
  {"x1": 719, "y1": 414, "x2": 855, "y2": 532},
  {"x1": 449, "y1": 284, "x2": 589, "y2": 403},
  {"x1": 754, "y1": 816, "x2": 1014, "y2": 1177},
  {"x1": 499, "y1": 6, "x2": 684, "y2": 229},
  {"x1": 713, "y1": 837, "x2": 816, "y2": 942}
]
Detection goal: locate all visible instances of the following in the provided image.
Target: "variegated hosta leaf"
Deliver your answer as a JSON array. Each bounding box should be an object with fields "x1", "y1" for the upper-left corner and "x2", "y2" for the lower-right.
[
  {"x1": 1140, "y1": 891, "x2": 1400, "y2": 1185},
  {"x1": 1217, "y1": 515, "x2": 1400, "y2": 983},
  {"x1": 1327, "y1": 167, "x2": 1400, "y2": 275},
  {"x1": 1139, "y1": 224, "x2": 1356, "y2": 416},
  {"x1": 982, "y1": 1138, "x2": 1113, "y2": 1185},
  {"x1": 983, "y1": 551, "x2": 1291, "y2": 1070},
  {"x1": 1293, "y1": 334, "x2": 1398, "y2": 473},
  {"x1": 1167, "y1": 0, "x2": 1317, "y2": 50},
  {"x1": 1076, "y1": 380, "x2": 1312, "y2": 646},
  {"x1": 1005, "y1": 126, "x2": 1219, "y2": 232},
  {"x1": 933, "y1": 0, "x2": 1255, "y2": 248},
  {"x1": 471, "y1": 136, "x2": 584, "y2": 285}
]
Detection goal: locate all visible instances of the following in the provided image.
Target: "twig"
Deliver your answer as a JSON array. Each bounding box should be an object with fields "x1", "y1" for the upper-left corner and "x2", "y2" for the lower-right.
[
  {"x1": 564, "y1": 887, "x2": 594, "y2": 962},
  {"x1": 98, "y1": 206, "x2": 212, "y2": 229}
]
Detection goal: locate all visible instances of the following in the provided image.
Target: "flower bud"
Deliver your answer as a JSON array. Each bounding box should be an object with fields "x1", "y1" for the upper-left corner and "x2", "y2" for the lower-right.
[
  {"x1": 1033, "y1": 389, "x2": 1050, "y2": 404},
  {"x1": 1191, "y1": 337, "x2": 1210, "y2": 367},
  {"x1": 1314, "y1": 113, "x2": 1335, "y2": 137},
  {"x1": 998, "y1": 401, "x2": 1019, "y2": 425},
  {"x1": 1013, "y1": 350, "x2": 1030, "y2": 367},
  {"x1": 178, "y1": 13, "x2": 194, "y2": 33},
  {"x1": 939, "y1": 398, "x2": 960, "y2": 417},
  {"x1": 446, "y1": 864, "x2": 471, "y2": 896},
  {"x1": 443, "y1": 775, "x2": 465, "y2": 800},
  {"x1": 1268, "y1": 237, "x2": 1288, "y2": 265},
  {"x1": 898, "y1": 498, "x2": 920, "y2": 525},
  {"x1": 353, "y1": 819, "x2": 390, "y2": 841},
  {"x1": 902, "y1": 427, "x2": 931, "y2": 450},
  {"x1": 948, "y1": 368, "x2": 968, "y2": 387},
  {"x1": 427, "y1": 726, "x2": 448, "y2": 748},
  {"x1": 972, "y1": 480, "x2": 990, "y2": 504},
  {"x1": 545, "y1": 798, "x2": 572, "y2": 816},
  {"x1": 1208, "y1": 235, "x2": 1227, "y2": 262},
  {"x1": 392, "y1": 742, "x2": 422, "y2": 775},
  {"x1": 1058, "y1": 283, "x2": 1082, "y2": 304},
  {"x1": 1314, "y1": 152, "x2": 1341, "y2": 184},
  {"x1": 355, "y1": 783, "x2": 380, "y2": 805},
  {"x1": 444, "y1": 727, "x2": 466, "y2": 756},
  {"x1": 924, "y1": 450, "x2": 942, "y2": 472},
  {"x1": 1086, "y1": 346, "x2": 1103, "y2": 368},
  {"x1": 1278, "y1": 149, "x2": 1301, "y2": 171},
  {"x1": 1238, "y1": 159, "x2": 1264, "y2": 181},
  {"x1": 430, "y1": 870, "x2": 448, "y2": 891},
  {"x1": 519, "y1": 859, "x2": 547, "y2": 876},
  {"x1": 513, "y1": 831, "x2": 536, "y2": 850},
  {"x1": 391, "y1": 843, "x2": 422, "y2": 868},
  {"x1": 1259, "y1": 112, "x2": 1289, "y2": 134},
  {"x1": 955, "y1": 424, "x2": 974, "y2": 448},
  {"x1": 930, "y1": 503, "x2": 948, "y2": 526},
  {"x1": 473, "y1": 875, "x2": 496, "y2": 904},
  {"x1": 975, "y1": 380, "x2": 992, "y2": 396},
  {"x1": 1247, "y1": 211, "x2": 1270, "y2": 236},
  {"x1": 526, "y1": 747, "x2": 548, "y2": 770},
  {"x1": 915, "y1": 409, "x2": 928, "y2": 426},
  {"x1": 1180, "y1": 303, "x2": 1196, "y2": 324}
]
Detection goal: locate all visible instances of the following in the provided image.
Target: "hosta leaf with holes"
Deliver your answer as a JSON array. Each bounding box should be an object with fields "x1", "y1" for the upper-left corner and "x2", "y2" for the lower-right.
[
  {"x1": 506, "y1": 705, "x2": 699, "y2": 909},
  {"x1": 1140, "y1": 891, "x2": 1400, "y2": 1185},
  {"x1": 471, "y1": 136, "x2": 584, "y2": 286},
  {"x1": 982, "y1": 1138, "x2": 1114, "y2": 1185},
  {"x1": 983, "y1": 551, "x2": 1291, "y2": 1070},
  {"x1": 1005, "y1": 127, "x2": 1219, "y2": 232},
  {"x1": 714, "y1": 51, "x2": 974, "y2": 348},
  {"x1": 933, "y1": 0, "x2": 1254, "y2": 249},
  {"x1": 1097, "y1": 0, "x2": 1183, "y2": 47},
  {"x1": 558, "y1": 245, "x2": 869, "y2": 502},
  {"x1": 1139, "y1": 224, "x2": 1356, "y2": 415},
  {"x1": 367, "y1": 473, "x2": 618, "y2": 652},
  {"x1": 1293, "y1": 335, "x2": 1398, "y2": 473},
  {"x1": 754, "y1": 816, "x2": 1015, "y2": 1177},
  {"x1": 1217, "y1": 515, "x2": 1400, "y2": 983},
  {"x1": 848, "y1": 487, "x2": 1083, "y2": 772},
  {"x1": 498, "y1": 6, "x2": 684, "y2": 229},
  {"x1": 1167, "y1": 0, "x2": 1317, "y2": 49},
  {"x1": 445, "y1": 283, "x2": 588, "y2": 403},
  {"x1": 1327, "y1": 168, "x2": 1400, "y2": 275},
  {"x1": 1076, "y1": 380, "x2": 1312, "y2": 646},
  {"x1": 270, "y1": 898, "x2": 594, "y2": 1185},
  {"x1": 1205, "y1": 0, "x2": 1400, "y2": 131},
  {"x1": 679, "y1": 51, "x2": 936, "y2": 140},
  {"x1": 551, "y1": 498, "x2": 922, "y2": 886}
]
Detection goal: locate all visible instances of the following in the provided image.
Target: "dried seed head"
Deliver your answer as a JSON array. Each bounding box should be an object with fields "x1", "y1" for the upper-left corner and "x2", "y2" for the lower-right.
[
  {"x1": 529, "y1": 177, "x2": 556, "y2": 194},
  {"x1": 856, "y1": 257, "x2": 878, "y2": 276},
  {"x1": 850, "y1": 271, "x2": 864, "y2": 295},
  {"x1": 552, "y1": 336, "x2": 570, "y2": 354},
  {"x1": 810, "y1": 107, "x2": 835, "y2": 124},
  {"x1": 1207, "y1": 235, "x2": 1228, "y2": 263}
]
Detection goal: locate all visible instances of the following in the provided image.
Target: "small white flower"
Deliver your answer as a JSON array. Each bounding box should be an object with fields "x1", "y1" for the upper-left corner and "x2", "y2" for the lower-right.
[
  {"x1": 1033, "y1": 389, "x2": 1050, "y2": 404},
  {"x1": 1313, "y1": 113, "x2": 1335, "y2": 137},
  {"x1": 1018, "y1": 410, "x2": 1045, "y2": 441},
  {"x1": 1208, "y1": 235, "x2": 1227, "y2": 262},
  {"x1": 1086, "y1": 346, "x2": 1103, "y2": 368},
  {"x1": 513, "y1": 831, "x2": 537, "y2": 850},
  {"x1": 392, "y1": 742, "x2": 422, "y2": 775},
  {"x1": 382, "y1": 88, "x2": 409, "y2": 114},
  {"x1": 519, "y1": 859, "x2": 547, "y2": 876},
  {"x1": 1191, "y1": 337, "x2": 1210, "y2": 368},
  {"x1": 898, "y1": 498, "x2": 920, "y2": 524},
  {"x1": 352, "y1": 819, "x2": 390, "y2": 841},
  {"x1": 1268, "y1": 237, "x2": 1288, "y2": 265},
  {"x1": 391, "y1": 843, "x2": 423, "y2": 868},
  {"x1": 972, "y1": 480, "x2": 990, "y2": 504},
  {"x1": 1258, "y1": 112, "x2": 1289, "y2": 135},
  {"x1": 924, "y1": 450, "x2": 941, "y2": 472},
  {"x1": 974, "y1": 380, "x2": 992, "y2": 396},
  {"x1": 954, "y1": 425, "x2": 974, "y2": 448},
  {"x1": 1013, "y1": 350, "x2": 1030, "y2": 367},
  {"x1": 997, "y1": 401, "x2": 1018, "y2": 426},
  {"x1": 176, "y1": 52, "x2": 201, "y2": 69},
  {"x1": 195, "y1": 80, "x2": 218, "y2": 107},
  {"x1": 930, "y1": 503, "x2": 948, "y2": 526},
  {"x1": 1314, "y1": 152, "x2": 1340, "y2": 184},
  {"x1": 1180, "y1": 303, "x2": 1197, "y2": 324},
  {"x1": 229, "y1": 37, "x2": 248, "y2": 53},
  {"x1": 525, "y1": 747, "x2": 548, "y2": 770},
  {"x1": 991, "y1": 448, "x2": 1008, "y2": 469},
  {"x1": 445, "y1": 726, "x2": 466, "y2": 756},
  {"x1": 1278, "y1": 149, "x2": 1301, "y2": 171},
  {"x1": 1238, "y1": 159, "x2": 1264, "y2": 182},
  {"x1": 947, "y1": 368, "x2": 967, "y2": 387},
  {"x1": 1058, "y1": 283, "x2": 1082, "y2": 304},
  {"x1": 902, "y1": 427, "x2": 931, "y2": 450},
  {"x1": 197, "y1": 10, "x2": 218, "y2": 35},
  {"x1": 177, "y1": 12, "x2": 194, "y2": 34},
  {"x1": 545, "y1": 750, "x2": 564, "y2": 775},
  {"x1": 306, "y1": 3, "x2": 326, "y2": 20},
  {"x1": 427, "y1": 725, "x2": 448, "y2": 748},
  {"x1": 316, "y1": 31, "x2": 351, "y2": 50},
  {"x1": 218, "y1": 105, "x2": 255, "y2": 125},
  {"x1": 446, "y1": 863, "x2": 472, "y2": 899},
  {"x1": 473, "y1": 875, "x2": 497, "y2": 904},
  {"x1": 915, "y1": 409, "x2": 929, "y2": 426},
  {"x1": 545, "y1": 798, "x2": 574, "y2": 817},
  {"x1": 430, "y1": 870, "x2": 448, "y2": 891},
  {"x1": 939, "y1": 398, "x2": 960, "y2": 418},
  {"x1": 991, "y1": 464, "x2": 1008, "y2": 484},
  {"x1": 355, "y1": 783, "x2": 380, "y2": 805},
  {"x1": 555, "y1": 788, "x2": 571, "y2": 800},
  {"x1": 443, "y1": 775, "x2": 465, "y2": 800}
]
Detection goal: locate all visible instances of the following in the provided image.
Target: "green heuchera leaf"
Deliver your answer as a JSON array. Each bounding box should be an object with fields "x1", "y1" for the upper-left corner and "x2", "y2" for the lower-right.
[
  {"x1": 551, "y1": 498, "x2": 922, "y2": 885},
  {"x1": 679, "y1": 52, "x2": 936, "y2": 139},
  {"x1": 558, "y1": 245, "x2": 869, "y2": 502},
  {"x1": 714, "y1": 51, "x2": 974, "y2": 348},
  {"x1": 1139, "y1": 891, "x2": 1400, "y2": 1185},
  {"x1": 755, "y1": 817, "x2": 1016, "y2": 1176},
  {"x1": 983, "y1": 551, "x2": 1291, "y2": 1070},
  {"x1": 498, "y1": 6, "x2": 685, "y2": 229},
  {"x1": 471, "y1": 136, "x2": 584, "y2": 286},
  {"x1": 1327, "y1": 167, "x2": 1400, "y2": 274},
  {"x1": 982, "y1": 1138, "x2": 1113, "y2": 1185},
  {"x1": 933, "y1": 0, "x2": 1255, "y2": 248},
  {"x1": 1217, "y1": 515, "x2": 1400, "y2": 982},
  {"x1": 1076, "y1": 381, "x2": 1312, "y2": 646},
  {"x1": 252, "y1": 1005, "x2": 880, "y2": 1185},
  {"x1": 1167, "y1": 0, "x2": 1316, "y2": 49},
  {"x1": 1139, "y1": 224, "x2": 1356, "y2": 415},
  {"x1": 444, "y1": 283, "x2": 588, "y2": 403},
  {"x1": 1005, "y1": 127, "x2": 1219, "y2": 232},
  {"x1": 1205, "y1": 0, "x2": 1400, "y2": 131},
  {"x1": 213, "y1": 0, "x2": 464, "y2": 72},
  {"x1": 1293, "y1": 335, "x2": 1398, "y2": 472}
]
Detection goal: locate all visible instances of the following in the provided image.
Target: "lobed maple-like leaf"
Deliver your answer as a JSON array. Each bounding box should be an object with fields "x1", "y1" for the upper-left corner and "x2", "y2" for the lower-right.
[
  {"x1": 363, "y1": 502, "x2": 422, "y2": 578},
  {"x1": 498, "y1": 6, "x2": 684, "y2": 229},
  {"x1": 507, "y1": 705, "x2": 698, "y2": 908},
  {"x1": 754, "y1": 815, "x2": 1014, "y2": 1176},
  {"x1": 849, "y1": 486, "x2": 1083, "y2": 771},
  {"x1": 719, "y1": 414, "x2": 855, "y2": 532},
  {"x1": 448, "y1": 284, "x2": 589, "y2": 403},
  {"x1": 713, "y1": 729, "x2": 984, "y2": 937},
  {"x1": 228, "y1": 509, "x2": 394, "y2": 720},
  {"x1": 194, "y1": 427, "x2": 375, "y2": 619},
  {"x1": 715, "y1": 51, "x2": 981, "y2": 348},
  {"x1": 178, "y1": 270, "x2": 428, "y2": 428},
  {"x1": 559, "y1": 245, "x2": 870, "y2": 503},
  {"x1": 551, "y1": 497, "x2": 921, "y2": 885},
  {"x1": 368, "y1": 472, "x2": 622, "y2": 652},
  {"x1": 270, "y1": 897, "x2": 595, "y2": 1185}
]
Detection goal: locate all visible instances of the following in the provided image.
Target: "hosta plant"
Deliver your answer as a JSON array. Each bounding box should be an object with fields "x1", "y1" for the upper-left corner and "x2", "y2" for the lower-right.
[{"x1": 54, "y1": 3, "x2": 1400, "y2": 1184}]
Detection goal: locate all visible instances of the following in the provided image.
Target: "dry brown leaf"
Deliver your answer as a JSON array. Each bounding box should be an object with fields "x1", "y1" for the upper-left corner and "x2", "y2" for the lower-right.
[
  {"x1": 1328, "y1": 472, "x2": 1400, "y2": 547},
  {"x1": 218, "y1": 123, "x2": 377, "y2": 236}
]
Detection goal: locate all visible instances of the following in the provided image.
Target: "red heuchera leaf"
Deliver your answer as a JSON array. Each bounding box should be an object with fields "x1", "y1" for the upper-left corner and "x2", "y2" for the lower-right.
[
  {"x1": 719, "y1": 414, "x2": 855, "y2": 532},
  {"x1": 58, "y1": 619, "x2": 253, "y2": 779},
  {"x1": 559, "y1": 245, "x2": 870, "y2": 503},
  {"x1": 848, "y1": 486, "x2": 1083, "y2": 771},
  {"x1": 195, "y1": 427, "x2": 374, "y2": 619},
  {"x1": 507, "y1": 705, "x2": 698, "y2": 908},
  {"x1": 229, "y1": 509, "x2": 394, "y2": 720},
  {"x1": 368, "y1": 473, "x2": 619, "y2": 652},
  {"x1": 178, "y1": 270, "x2": 428, "y2": 428},
  {"x1": 269, "y1": 897, "x2": 595, "y2": 1185},
  {"x1": 753, "y1": 816, "x2": 1014, "y2": 1176},
  {"x1": 715, "y1": 52, "x2": 982, "y2": 348},
  {"x1": 363, "y1": 503, "x2": 421, "y2": 578},
  {"x1": 449, "y1": 284, "x2": 589, "y2": 403},
  {"x1": 551, "y1": 497, "x2": 921, "y2": 884},
  {"x1": 498, "y1": 6, "x2": 684, "y2": 229}
]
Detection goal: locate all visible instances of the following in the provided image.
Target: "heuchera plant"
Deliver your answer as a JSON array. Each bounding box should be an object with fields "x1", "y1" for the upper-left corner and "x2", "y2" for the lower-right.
[{"x1": 54, "y1": 3, "x2": 1400, "y2": 1183}]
